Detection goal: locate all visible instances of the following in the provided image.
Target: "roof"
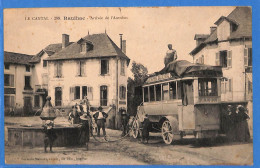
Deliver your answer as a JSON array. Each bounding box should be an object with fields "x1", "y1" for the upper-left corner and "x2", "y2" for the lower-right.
[
  {"x1": 4, "y1": 51, "x2": 34, "y2": 65},
  {"x1": 194, "y1": 34, "x2": 210, "y2": 40},
  {"x1": 29, "y1": 42, "x2": 73, "y2": 63},
  {"x1": 214, "y1": 16, "x2": 239, "y2": 26},
  {"x1": 190, "y1": 7, "x2": 252, "y2": 56},
  {"x1": 44, "y1": 33, "x2": 130, "y2": 63}
]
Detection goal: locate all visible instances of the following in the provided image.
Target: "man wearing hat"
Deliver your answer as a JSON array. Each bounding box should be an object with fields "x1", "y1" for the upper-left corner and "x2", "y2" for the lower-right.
[
  {"x1": 93, "y1": 106, "x2": 108, "y2": 137},
  {"x1": 79, "y1": 114, "x2": 91, "y2": 149}
]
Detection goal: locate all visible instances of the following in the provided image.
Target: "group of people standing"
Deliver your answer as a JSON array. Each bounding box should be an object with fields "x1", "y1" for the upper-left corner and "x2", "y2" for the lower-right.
[
  {"x1": 68, "y1": 96, "x2": 108, "y2": 149},
  {"x1": 224, "y1": 104, "x2": 251, "y2": 143}
]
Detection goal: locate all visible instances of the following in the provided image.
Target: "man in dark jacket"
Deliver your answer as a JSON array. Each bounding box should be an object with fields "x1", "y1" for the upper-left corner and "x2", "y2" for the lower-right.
[
  {"x1": 93, "y1": 106, "x2": 108, "y2": 137},
  {"x1": 141, "y1": 114, "x2": 151, "y2": 143},
  {"x1": 121, "y1": 109, "x2": 130, "y2": 137}
]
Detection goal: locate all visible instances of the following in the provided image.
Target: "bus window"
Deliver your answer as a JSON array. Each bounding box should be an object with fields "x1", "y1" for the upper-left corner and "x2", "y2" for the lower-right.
[
  {"x1": 177, "y1": 81, "x2": 182, "y2": 100},
  {"x1": 144, "y1": 87, "x2": 149, "y2": 102},
  {"x1": 155, "y1": 84, "x2": 161, "y2": 101},
  {"x1": 162, "y1": 83, "x2": 169, "y2": 100},
  {"x1": 149, "y1": 85, "x2": 155, "y2": 101},
  {"x1": 169, "y1": 81, "x2": 177, "y2": 99},
  {"x1": 182, "y1": 80, "x2": 194, "y2": 105},
  {"x1": 198, "y1": 78, "x2": 217, "y2": 96}
]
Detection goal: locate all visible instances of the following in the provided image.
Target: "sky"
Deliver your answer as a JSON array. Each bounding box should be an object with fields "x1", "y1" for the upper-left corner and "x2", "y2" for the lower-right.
[{"x1": 4, "y1": 7, "x2": 235, "y2": 74}]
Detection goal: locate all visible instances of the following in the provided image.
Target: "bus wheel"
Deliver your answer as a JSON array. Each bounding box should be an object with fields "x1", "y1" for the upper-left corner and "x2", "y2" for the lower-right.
[
  {"x1": 132, "y1": 120, "x2": 140, "y2": 139},
  {"x1": 162, "y1": 120, "x2": 174, "y2": 145}
]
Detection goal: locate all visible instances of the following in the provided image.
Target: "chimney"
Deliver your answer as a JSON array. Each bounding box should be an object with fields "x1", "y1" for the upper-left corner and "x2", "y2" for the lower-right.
[
  {"x1": 122, "y1": 40, "x2": 126, "y2": 54},
  {"x1": 210, "y1": 27, "x2": 217, "y2": 34},
  {"x1": 62, "y1": 34, "x2": 69, "y2": 48},
  {"x1": 119, "y1": 34, "x2": 123, "y2": 50}
]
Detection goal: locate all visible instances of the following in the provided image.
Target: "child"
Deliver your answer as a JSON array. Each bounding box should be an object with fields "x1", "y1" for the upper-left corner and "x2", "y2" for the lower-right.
[{"x1": 43, "y1": 120, "x2": 57, "y2": 152}]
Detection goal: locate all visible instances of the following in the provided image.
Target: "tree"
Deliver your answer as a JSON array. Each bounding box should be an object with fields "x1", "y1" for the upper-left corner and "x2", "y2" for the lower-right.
[{"x1": 127, "y1": 61, "x2": 148, "y2": 116}]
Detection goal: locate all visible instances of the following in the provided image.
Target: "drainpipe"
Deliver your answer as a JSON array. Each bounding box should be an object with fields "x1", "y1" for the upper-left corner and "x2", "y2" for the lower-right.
[{"x1": 115, "y1": 34, "x2": 123, "y2": 129}]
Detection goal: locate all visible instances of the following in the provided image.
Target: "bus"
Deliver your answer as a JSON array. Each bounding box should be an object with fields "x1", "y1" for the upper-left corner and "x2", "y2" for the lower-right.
[{"x1": 131, "y1": 60, "x2": 223, "y2": 144}]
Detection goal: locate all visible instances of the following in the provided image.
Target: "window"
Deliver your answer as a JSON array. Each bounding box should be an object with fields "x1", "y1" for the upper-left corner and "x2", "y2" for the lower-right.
[
  {"x1": 221, "y1": 78, "x2": 232, "y2": 94},
  {"x1": 54, "y1": 62, "x2": 63, "y2": 78},
  {"x1": 55, "y1": 87, "x2": 62, "y2": 106},
  {"x1": 24, "y1": 76, "x2": 32, "y2": 90},
  {"x1": 70, "y1": 86, "x2": 93, "y2": 101},
  {"x1": 119, "y1": 86, "x2": 126, "y2": 100},
  {"x1": 169, "y1": 82, "x2": 177, "y2": 99},
  {"x1": 100, "y1": 85, "x2": 108, "y2": 106},
  {"x1": 4, "y1": 95, "x2": 15, "y2": 108},
  {"x1": 77, "y1": 61, "x2": 86, "y2": 76},
  {"x1": 144, "y1": 87, "x2": 149, "y2": 102},
  {"x1": 216, "y1": 51, "x2": 232, "y2": 68},
  {"x1": 219, "y1": 51, "x2": 227, "y2": 67},
  {"x1": 75, "y1": 86, "x2": 80, "y2": 99},
  {"x1": 80, "y1": 43, "x2": 87, "y2": 53},
  {"x1": 82, "y1": 86, "x2": 87, "y2": 98},
  {"x1": 149, "y1": 86, "x2": 155, "y2": 101},
  {"x1": 4, "y1": 64, "x2": 10, "y2": 70},
  {"x1": 155, "y1": 84, "x2": 161, "y2": 101},
  {"x1": 25, "y1": 65, "x2": 30, "y2": 72},
  {"x1": 162, "y1": 83, "x2": 169, "y2": 101},
  {"x1": 177, "y1": 81, "x2": 182, "y2": 100},
  {"x1": 4, "y1": 74, "x2": 14, "y2": 87},
  {"x1": 244, "y1": 47, "x2": 252, "y2": 67},
  {"x1": 201, "y1": 55, "x2": 204, "y2": 64},
  {"x1": 198, "y1": 78, "x2": 217, "y2": 96},
  {"x1": 101, "y1": 60, "x2": 109, "y2": 75},
  {"x1": 34, "y1": 95, "x2": 40, "y2": 107},
  {"x1": 43, "y1": 60, "x2": 47, "y2": 67},
  {"x1": 121, "y1": 60, "x2": 125, "y2": 75}
]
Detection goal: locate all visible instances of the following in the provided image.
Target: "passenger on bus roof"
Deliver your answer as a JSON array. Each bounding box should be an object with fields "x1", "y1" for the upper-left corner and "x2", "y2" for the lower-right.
[{"x1": 164, "y1": 44, "x2": 177, "y2": 67}]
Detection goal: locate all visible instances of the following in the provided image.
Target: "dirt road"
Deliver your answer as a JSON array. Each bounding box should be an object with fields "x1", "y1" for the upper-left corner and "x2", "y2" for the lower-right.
[
  {"x1": 5, "y1": 132, "x2": 253, "y2": 165},
  {"x1": 5, "y1": 117, "x2": 253, "y2": 165}
]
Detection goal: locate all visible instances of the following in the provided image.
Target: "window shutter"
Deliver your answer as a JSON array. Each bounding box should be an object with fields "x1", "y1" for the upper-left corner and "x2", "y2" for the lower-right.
[
  {"x1": 10, "y1": 75, "x2": 14, "y2": 87},
  {"x1": 81, "y1": 61, "x2": 86, "y2": 76},
  {"x1": 70, "y1": 87, "x2": 75, "y2": 101},
  {"x1": 221, "y1": 80, "x2": 225, "y2": 94},
  {"x1": 58, "y1": 62, "x2": 63, "y2": 77},
  {"x1": 87, "y1": 87, "x2": 93, "y2": 100},
  {"x1": 215, "y1": 52, "x2": 220, "y2": 66},
  {"x1": 244, "y1": 48, "x2": 248, "y2": 66},
  {"x1": 54, "y1": 62, "x2": 57, "y2": 77},
  {"x1": 228, "y1": 51, "x2": 232, "y2": 68},
  {"x1": 229, "y1": 78, "x2": 233, "y2": 92},
  {"x1": 107, "y1": 60, "x2": 109, "y2": 73},
  {"x1": 76, "y1": 61, "x2": 80, "y2": 76}
]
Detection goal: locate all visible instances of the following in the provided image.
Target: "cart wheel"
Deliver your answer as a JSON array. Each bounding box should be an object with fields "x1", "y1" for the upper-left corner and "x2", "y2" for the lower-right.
[
  {"x1": 162, "y1": 120, "x2": 174, "y2": 145},
  {"x1": 132, "y1": 120, "x2": 140, "y2": 139}
]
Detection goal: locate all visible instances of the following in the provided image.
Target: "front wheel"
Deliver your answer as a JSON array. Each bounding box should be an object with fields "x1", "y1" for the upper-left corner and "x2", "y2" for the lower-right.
[
  {"x1": 161, "y1": 120, "x2": 174, "y2": 144},
  {"x1": 132, "y1": 120, "x2": 140, "y2": 139}
]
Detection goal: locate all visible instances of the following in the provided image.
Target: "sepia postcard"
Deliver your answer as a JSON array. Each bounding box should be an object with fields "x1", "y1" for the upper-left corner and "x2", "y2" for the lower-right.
[{"x1": 3, "y1": 6, "x2": 254, "y2": 165}]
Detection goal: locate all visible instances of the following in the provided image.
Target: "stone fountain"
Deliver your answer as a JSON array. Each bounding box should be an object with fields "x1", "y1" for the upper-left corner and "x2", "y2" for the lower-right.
[{"x1": 7, "y1": 96, "x2": 81, "y2": 147}]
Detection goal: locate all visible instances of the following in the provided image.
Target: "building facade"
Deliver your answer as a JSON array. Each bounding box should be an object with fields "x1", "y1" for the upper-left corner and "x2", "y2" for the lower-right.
[
  {"x1": 4, "y1": 52, "x2": 35, "y2": 115},
  {"x1": 4, "y1": 33, "x2": 130, "y2": 128},
  {"x1": 190, "y1": 7, "x2": 252, "y2": 133}
]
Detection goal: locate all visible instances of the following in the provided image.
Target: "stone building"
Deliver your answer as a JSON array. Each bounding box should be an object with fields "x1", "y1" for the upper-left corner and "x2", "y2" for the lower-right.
[
  {"x1": 190, "y1": 7, "x2": 252, "y2": 133},
  {"x1": 4, "y1": 52, "x2": 35, "y2": 115}
]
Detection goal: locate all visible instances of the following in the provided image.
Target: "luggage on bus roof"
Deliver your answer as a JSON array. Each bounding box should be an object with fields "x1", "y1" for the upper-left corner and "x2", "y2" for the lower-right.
[{"x1": 158, "y1": 60, "x2": 222, "y2": 77}]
